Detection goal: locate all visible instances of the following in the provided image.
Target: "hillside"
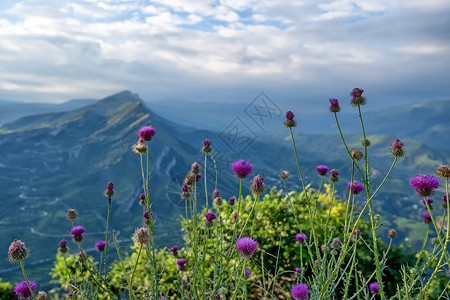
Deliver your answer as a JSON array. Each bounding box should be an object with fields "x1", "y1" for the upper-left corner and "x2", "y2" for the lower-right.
[{"x1": 0, "y1": 91, "x2": 448, "y2": 288}]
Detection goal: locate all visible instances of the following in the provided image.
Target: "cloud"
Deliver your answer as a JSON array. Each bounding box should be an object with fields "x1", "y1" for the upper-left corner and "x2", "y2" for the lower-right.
[{"x1": 0, "y1": 0, "x2": 448, "y2": 108}]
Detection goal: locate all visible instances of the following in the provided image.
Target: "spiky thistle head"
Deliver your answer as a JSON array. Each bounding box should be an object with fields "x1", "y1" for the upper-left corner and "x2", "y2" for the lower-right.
[{"x1": 8, "y1": 239, "x2": 29, "y2": 263}]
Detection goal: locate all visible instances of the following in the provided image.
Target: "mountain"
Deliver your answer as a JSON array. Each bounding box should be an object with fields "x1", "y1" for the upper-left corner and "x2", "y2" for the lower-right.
[
  {"x1": 0, "y1": 98, "x2": 97, "y2": 125},
  {"x1": 0, "y1": 91, "x2": 448, "y2": 288}
]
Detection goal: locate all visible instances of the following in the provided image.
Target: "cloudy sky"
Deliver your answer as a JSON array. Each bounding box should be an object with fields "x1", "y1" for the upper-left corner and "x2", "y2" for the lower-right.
[{"x1": 0, "y1": 0, "x2": 449, "y2": 110}]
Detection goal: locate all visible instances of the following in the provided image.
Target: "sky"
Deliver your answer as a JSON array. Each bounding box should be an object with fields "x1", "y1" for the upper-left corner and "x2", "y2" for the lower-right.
[{"x1": 0, "y1": 0, "x2": 449, "y2": 110}]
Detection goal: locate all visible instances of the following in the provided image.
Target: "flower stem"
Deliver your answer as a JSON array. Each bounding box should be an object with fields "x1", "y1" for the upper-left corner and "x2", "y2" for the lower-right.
[
  {"x1": 204, "y1": 153, "x2": 208, "y2": 210},
  {"x1": 19, "y1": 259, "x2": 36, "y2": 299},
  {"x1": 129, "y1": 243, "x2": 143, "y2": 300},
  {"x1": 104, "y1": 196, "x2": 111, "y2": 278}
]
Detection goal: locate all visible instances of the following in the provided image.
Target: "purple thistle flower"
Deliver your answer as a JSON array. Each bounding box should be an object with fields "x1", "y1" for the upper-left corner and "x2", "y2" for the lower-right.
[
  {"x1": 212, "y1": 189, "x2": 220, "y2": 198},
  {"x1": 14, "y1": 280, "x2": 37, "y2": 298},
  {"x1": 285, "y1": 111, "x2": 295, "y2": 120},
  {"x1": 391, "y1": 139, "x2": 405, "y2": 157},
  {"x1": 215, "y1": 291, "x2": 221, "y2": 299},
  {"x1": 236, "y1": 237, "x2": 258, "y2": 258},
  {"x1": 229, "y1": 197, "x2": 236, "y2": 205},
  {"x1": 196, "y1": 173, "x2": 202, "y2": 181},
  {"x1": 8, "y1": 239, "x2": 29, "y2": 263},
  {"x1": 443, "y1": 194, "x2": 448, "y2": 202},
  {"x1": 316, "y1": 165, "x2": 329, "y2": 176},
  {"x1": 369, "y1": 282, "x2": 380, "y2": 295},
  {"x1": 59, "y1": 239, "x2": 67, "y2": 248},
  {"x1": 235, "y1": 232, "x2": 240, "y2": 238},
  {"x1": 143, "y1": 211, "x2": 151, "y2": 219},
  {"x1": 250, "y1": 174, "x2": 266, "y2": 195},
  {"x1": 295, "y1": 267, "x2": 302, "y2": 273},
  {"x1": 106, "y1": 182, "x2": 114, "y2": 191},
  {"x1": 182, "y1": 185, "x2": 190, "y2": 193},
  {"x1": 332, "y1": 237, "x2": 342, "y2": 246},
  {"x1": 233, "y1": 212, "x2": 237, "y2": 219},
  {"x1": 330, "y1": 169, "x2": 339, "y2": 177},
  {"x1": 205, "y1": 212, "x2": 216, "y2": 222},
  {"x1": 245, "y1": 269, "x2": 251, "y2": 278},
  {"x1": 350, "y1": 88, "x2": 366, "y2": 106},
  {"x1": 295, "y1": 233, "x2": 308, "y2": 244},
  {"x1": 191, "y1": 162, "x2": 200, "y2": 174},
  {"x1": 353, "y1": 229, "x2": 361, "y2": 238},
  {"x1": 202, "y1": 139, "x2": 212, "y2": 153},
  {"x1": 232, "y1": 160, "x2": 253, "y2": 179},
  {"x1": 350, "y1": 88, "x2": 364, "y2": 98},
  {"x1": 284, "y1": 111, "x2": 297, "y2": 127},
  {"x1": 410, "y1": 174, "x2": 439, "y2": 197},
  {"x1": 291, "y1": 283, "x2": 309, "y2": 300},
  {"x1": 422, "y1": 212, "x2": 432, "y2": 224},
  {"x1": 177, "y1": 258, "x2": 187, "y2": 271},
  {"x1": 95, "y1": 240, "x2": 106, "y2": 252},
  {"x1": 170, "y1": 246, "x2": 178, "y2": 257},
  {"x1": 329, "y1": 98, "x2": 341, "y2": 113},
  {"x1": 347, "y1": 181, "x2": 364, "y2": 195},
  {"x1": 68, "y1": 290, "x2": 77, "y2": 299},
  {"x1": 138, "y1": 126, "x2": 156, "y2": 141},
  {"x1": 139, "y1": 193, "x2": 145, "y2": 200},
  {"x1": 71, "y1": 226, "x2": 85, "y2": 243}
]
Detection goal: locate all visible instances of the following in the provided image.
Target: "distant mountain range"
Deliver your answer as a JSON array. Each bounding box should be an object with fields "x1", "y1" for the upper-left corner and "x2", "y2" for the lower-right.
[{"x1": 0, "y1": 91, "x2": 448, "y2": 288}]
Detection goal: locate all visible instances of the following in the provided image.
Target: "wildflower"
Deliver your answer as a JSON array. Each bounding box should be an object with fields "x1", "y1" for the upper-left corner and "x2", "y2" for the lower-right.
[
  {"x1": 350, "y1": 148, "x2": 364, "y2": 161},
  {"x1": 235, "y1": 233, "x2": 240, "y2": 238},
  {"x1": 14, "y1": 280, "x2": 37, "y2": 298},
  {"x1": 182, "y1": 278, "x2": 189, "y2": 288},
  {"x1": 229, "y1": 197, "x2": 236, "y2": 205},
  {"x1": 436, "y1": 165, "x2": 450, "y2": 178},
  {"x1": 133, "y1": 227, "x2": 149, "y2": 244},
  {"x1": 8, "y1": 239, "x2": 29, "y2": 263},
  {"x1": 330, "y1": 248, "x2": 338, "y2": 255},
  {"x1": 58, "y1": 240, "x2": 68, "y2": 254},
  {"x1": 71, "y1": 226, "x2": 85, "y2": 243},
  {"x1": 138, "y1": 126, "x2": 156, "y2": 142},
  {"x1": 391, "y1": 139, "x2": 405, "y2": 157},
  {"x1": 388, "y1": 229, "x2": 397, "y2": 239},
  {"x1": 350, "y1": 88, "x2": 367, "y2": 106},
  {"x1": 196, "y1": 173, "x2": 202, "y2": 181},
  {"x1": 215, "y1": 291, "x2": 221, "y2": 299},
  {"x1": 233, "y1": 212, "x2": 237, "y2": 219},
  {"x1": 245, "y1": 269, "x2": 251, "y2": 278},
  {"x1": 213, "y1": 197, "x2": 223, "y2": 208},
  {"x1": 66, "y1": 209, "x2": 78, "y2": 220},
  {"x1": 279, "y1": 170, "x2": 290, "y2": 179},
  {"x1": 181, "y1": 184, "x2": 191, "y2": 198},
  {"x1": 410, "y1": 174, "x2": 439, "y2": 197},
  {"x1": 347, "y1": 181, "x2": 364, "y2": 195},
  {"x1": 170, "y1": 246, "x2": 178, "y2": 257},
  {"x1": 177, "y1": 258, "x2": 187, "y2": 271},
  {"x1": 250, "y1": 174, "x2": 266, "y2": 195},
  {"x1": 422, "y1": 198, "x2": 433, "y2": 209},
  {"x1": 95, "y1": 240, "x2": 106, "y2": 252},
  {"x1": 353, "y1": 229, "x2": 361, "y2": 237},
  {"x1": 329, "y1": 98, "x2": 341, "y2": 113},
  {"x1": 330, "y1": 169, "x2": 339, "y2": 183},
  {"x1": 132, "y1": 138, "x2": 147, "y2": 154},
  {"x1": 191, "y1": 162, "x2": 200, "y2": 174},
  {"x1": 104, "y1": 181, "x2": 115, "y2": 197},
  {"x1": 212, "y1": 189, "x2": 220, "y2": 198},
  {"x1": 291, "y1": 283, "x2": 309, "y2": 300},
  {"x1": 183, "y1": 172, "x2": 196, "y2": 185},
  {"x1": 139, "y1": 193, "x2": 146, "y2": 205},
  {"x1": 295, "y1": 233, "x2": 308, "y2": 244},
  {"x1": 316, "y1": 165, "x2": 329, "y2": 176},
  {"x1": 422, "y1": 212, "x2": 432, "y2": 224},
  {"x1": 236, "y1": 237, "x2": 258, "y2": 258},
  {"x1": 201, "y1": 139, "x2": 212, "y2": 154},
  {"x1": 204, "y1": 212, "x2": 217, "y2": 228},
  {"x1": 331, "y1": 237, "x2": 342, "y2": 249},
  {"x1": 68, "y1": 290, "x2": 77, "y2": 299},
  {"x1": 295, "y1": 267, "x2": 302, "y2": 273},
  {"x1": 36, "y1": 291, "x2": 48, "y2": 300},
  {"x1": 284, "y1": 111, "x2": 297, "y2": 128},
  {"x1": 369, "y1": 282, "x2": 380, "y2": 295},
  {"x1": 231, "y1": 160, "x2": 253, "y2": 179}
]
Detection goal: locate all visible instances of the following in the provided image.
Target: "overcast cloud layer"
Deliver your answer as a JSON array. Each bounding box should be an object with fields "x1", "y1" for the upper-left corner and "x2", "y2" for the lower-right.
[{"x1": 0, "y1": 0, "x2": 449, "y2": 109}]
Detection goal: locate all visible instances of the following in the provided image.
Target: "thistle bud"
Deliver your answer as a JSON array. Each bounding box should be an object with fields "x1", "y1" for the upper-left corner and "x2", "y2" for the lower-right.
[
  {"x1": 66, "y1": 209, "x2": 78, "y2": 220},
  {"x1": 387, "y1": 229, "x2": 397, "y2": 239},
  {"x1": 351, "y1": 148, "x2": 364, "y2": 161}
]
